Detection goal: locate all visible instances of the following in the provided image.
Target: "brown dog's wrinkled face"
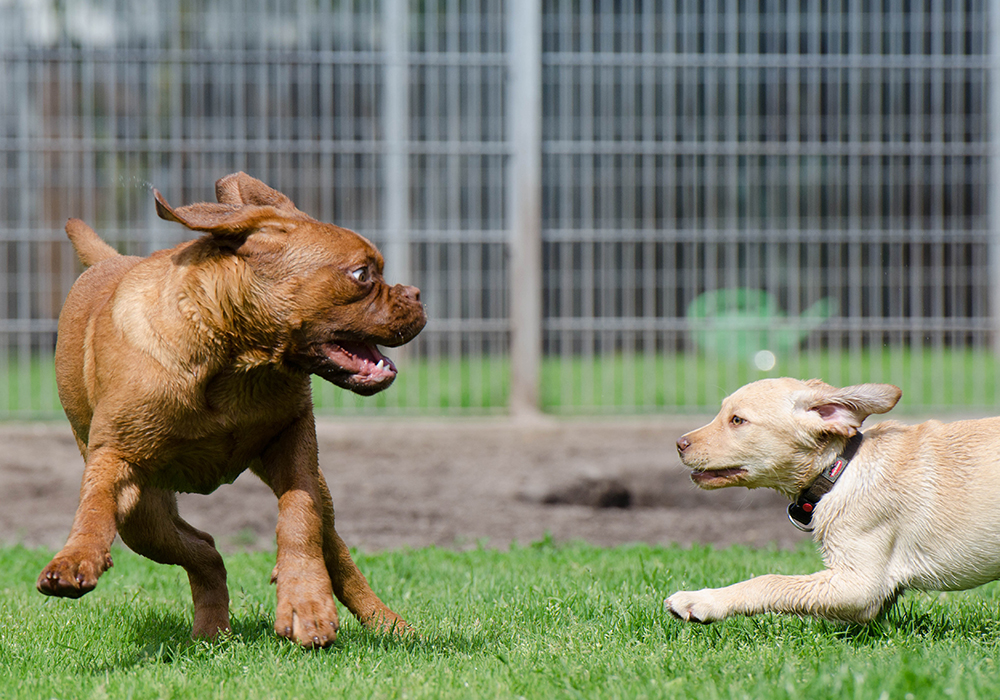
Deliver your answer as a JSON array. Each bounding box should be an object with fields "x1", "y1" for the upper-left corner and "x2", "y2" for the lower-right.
[
  {"x1": 675, "y1": 378, "x2": 901, "y2": 499},
  {"x1": 155, "y1": 173, "x2": 427, "y2": 396},
  {"x1": 273, "y1": 226, "x2": 426, "y2": 395}
]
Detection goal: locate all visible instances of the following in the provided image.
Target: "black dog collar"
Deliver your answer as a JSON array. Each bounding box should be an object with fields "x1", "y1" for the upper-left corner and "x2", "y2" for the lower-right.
[{"x1": 787, "y1": 432, "x2": 864, "y2": 532}]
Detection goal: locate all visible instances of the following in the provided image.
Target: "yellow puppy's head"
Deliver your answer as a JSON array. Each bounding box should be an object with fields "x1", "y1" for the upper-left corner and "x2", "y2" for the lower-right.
[{"x1": 676, "y1": 378, "x2": 901, "y2": 499}]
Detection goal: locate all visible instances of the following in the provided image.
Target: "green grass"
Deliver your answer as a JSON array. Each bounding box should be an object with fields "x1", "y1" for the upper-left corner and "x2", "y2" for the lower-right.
[
  {"x1": 310, "y1": 354, "x2": 510, "y2": 414},
  {"x1": 311, "y1": 346, "x2": 1000, "y2": 415},
  {"x1": 5, "y1": 541, "x2": 1000, "y2": 699},
  {"x1": 540, "y1": 346, "x2": 1000, "y2": 413},
  {"x1": 4, "y1": 346, "x2": 999, "y2": 418}
]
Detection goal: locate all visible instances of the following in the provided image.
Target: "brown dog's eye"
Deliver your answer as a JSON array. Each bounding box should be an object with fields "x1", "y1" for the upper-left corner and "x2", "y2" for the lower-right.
[
  {"x1": 730, "y1": 415, "x2": 746, "y2": 426},
  {"x1": 351, "y1": 267, "x2": 369, "y2": 283}
]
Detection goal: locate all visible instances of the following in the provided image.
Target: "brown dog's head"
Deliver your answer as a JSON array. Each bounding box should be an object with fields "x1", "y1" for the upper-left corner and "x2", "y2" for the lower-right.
[
  {"x1": 154, "y1": 172, "x2": 427, "y2": 396},
  {"x1": 675, "y1": 378, "x2": 901, "y2": 499}
]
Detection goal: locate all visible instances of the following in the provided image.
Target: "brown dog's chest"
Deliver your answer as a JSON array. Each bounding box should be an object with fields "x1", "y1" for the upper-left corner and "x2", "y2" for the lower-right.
[
  {"x1": 150, "y1": 449, "x2": 256, "y2": 494},
  {"x1": 142, "y1": 424, "x2": 282, "y2": 495}
]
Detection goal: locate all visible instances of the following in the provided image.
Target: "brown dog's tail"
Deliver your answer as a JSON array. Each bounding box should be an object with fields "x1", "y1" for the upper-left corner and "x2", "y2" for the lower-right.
[{"x1": 65, "y1": 218, "x2": 119, "y2": 267}]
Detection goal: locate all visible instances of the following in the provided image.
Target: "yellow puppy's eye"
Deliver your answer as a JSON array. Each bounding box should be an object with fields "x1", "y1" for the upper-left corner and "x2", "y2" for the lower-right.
[
  {"x1": 730, "y1": 415, "x2": 746, "y2": 426},
  {"x1": 351, "y1": 267, "x2": 368, "y2": 283}
]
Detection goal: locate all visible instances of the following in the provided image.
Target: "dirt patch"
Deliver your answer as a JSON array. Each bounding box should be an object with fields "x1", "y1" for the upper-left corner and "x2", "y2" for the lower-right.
[{"x1": 0, "y1": 417, "x2": 808, "y2": 554}]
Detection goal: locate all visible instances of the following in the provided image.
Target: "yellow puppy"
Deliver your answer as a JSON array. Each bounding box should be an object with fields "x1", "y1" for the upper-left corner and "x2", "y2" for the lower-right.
[{"x1": 669, "y1": 377, "x2": 1000, "y2": 624}]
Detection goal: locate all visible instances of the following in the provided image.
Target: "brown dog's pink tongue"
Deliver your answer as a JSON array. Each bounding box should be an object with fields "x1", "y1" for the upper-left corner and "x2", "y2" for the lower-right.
[{"x1": 324, "y1": 341, "x2": 397, "y2": 377}]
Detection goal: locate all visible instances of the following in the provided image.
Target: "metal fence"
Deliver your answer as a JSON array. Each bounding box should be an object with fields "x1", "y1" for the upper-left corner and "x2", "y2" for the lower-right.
[{"x1": 0, "y1": 0, "x2": 994, "y2": 417}]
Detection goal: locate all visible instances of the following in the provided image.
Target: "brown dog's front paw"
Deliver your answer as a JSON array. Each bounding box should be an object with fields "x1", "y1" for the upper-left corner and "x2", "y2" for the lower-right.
[
  {"x1": 36, "y1": 550, "x2": 113, "y2": 598},
  {"x1": 275, "y1": 597, "x2": 340, "y2": 649}
]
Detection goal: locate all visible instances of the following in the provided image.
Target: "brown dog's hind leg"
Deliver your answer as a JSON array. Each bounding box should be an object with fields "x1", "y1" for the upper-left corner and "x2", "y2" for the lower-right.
[
  {"x1": 315, "y1": 472, "x2": 412, "y2": 635},
  {"x1": 37, "y1": 448, "x2": 130, "y2": 598},
  {"x1": 117, "y1": 487, "x2": 230, "y2": 639}
]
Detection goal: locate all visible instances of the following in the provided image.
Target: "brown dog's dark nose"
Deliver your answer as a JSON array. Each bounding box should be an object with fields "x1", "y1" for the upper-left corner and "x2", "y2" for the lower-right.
[
  {"x1": 397, "y1": 284, "x2": 420, "y2": 303},
  {"x1": 676, "y1": 436, "x2": 691, "y2": 454}
]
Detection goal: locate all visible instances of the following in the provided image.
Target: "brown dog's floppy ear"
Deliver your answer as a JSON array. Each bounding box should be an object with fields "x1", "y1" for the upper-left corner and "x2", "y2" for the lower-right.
[
  {"x1": 803, "y1": 381, "x2": 902, "y2": 437},
  {"x1": 214, "y1": 172, "x2": 297, "y2": 211},
  {"x1": 154, "y1": 189, "x2": 288, "y2": 238}
]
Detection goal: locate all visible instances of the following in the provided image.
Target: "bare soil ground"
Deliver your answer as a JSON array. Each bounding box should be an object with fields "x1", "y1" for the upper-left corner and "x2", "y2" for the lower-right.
[{"x1": 0, "y1": 417, "x2": 807, "y2": 554}]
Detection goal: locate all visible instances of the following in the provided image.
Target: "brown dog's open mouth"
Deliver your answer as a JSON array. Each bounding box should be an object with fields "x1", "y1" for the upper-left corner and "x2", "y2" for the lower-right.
[
  {"x1": 690, "y1": 467, "x2": 747, "y2": 488},
  {"x1": 317, "y1": 340, "x2": 398, "y2": 396}
]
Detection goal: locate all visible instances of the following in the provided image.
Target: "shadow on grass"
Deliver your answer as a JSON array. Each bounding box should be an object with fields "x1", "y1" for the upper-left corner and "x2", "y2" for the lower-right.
[
  {"x1": 68, "y1": 610, "x2": 274, "y2": 673},
  {"x1": 666, "y1": 594, "x2": 1000, "y2": 650},
  {"x1": 336, "y1": 619, "x2": 492, "y2": 657},
  {"x1": 81, "y1": 607, "x2": 491, "y2": 673},
  {"x1": 829, "y1": 596, "x2": 1000, "y2": 646}
]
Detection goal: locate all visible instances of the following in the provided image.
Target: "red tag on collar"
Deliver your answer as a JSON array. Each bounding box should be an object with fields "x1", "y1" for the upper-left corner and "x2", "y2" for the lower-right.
[{"x1": 828, "y1": 458, "x2": 846, "y2": 479}]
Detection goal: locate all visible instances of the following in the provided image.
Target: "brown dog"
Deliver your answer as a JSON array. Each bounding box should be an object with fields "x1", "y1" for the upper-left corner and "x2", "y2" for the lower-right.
[{"x1": 38, "y1": 172, "x2": 426, "y2": 648}]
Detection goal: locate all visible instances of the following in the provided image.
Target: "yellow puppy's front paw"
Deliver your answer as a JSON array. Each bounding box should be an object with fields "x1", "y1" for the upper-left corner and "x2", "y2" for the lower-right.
[{"x1": 665, "y1": 590, "x2": 725, "y2": 624}]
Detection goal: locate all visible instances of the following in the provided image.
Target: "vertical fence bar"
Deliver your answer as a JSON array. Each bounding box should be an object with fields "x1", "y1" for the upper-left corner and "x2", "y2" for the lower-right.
[
  {"x1": 991, "y1": 2, "x2": 1000, "y2": 358},
  {"x1": 507, "y1": 0, "x2": 542, "y2": 414},
  {"x1": 383, "y1": 0, "x2": 410, "y2": 288}
]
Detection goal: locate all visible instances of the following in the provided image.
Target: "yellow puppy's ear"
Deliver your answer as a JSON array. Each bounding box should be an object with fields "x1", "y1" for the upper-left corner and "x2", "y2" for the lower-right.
[{"x1": 803, "y1": 382, "x2": 901, "y2": 436}]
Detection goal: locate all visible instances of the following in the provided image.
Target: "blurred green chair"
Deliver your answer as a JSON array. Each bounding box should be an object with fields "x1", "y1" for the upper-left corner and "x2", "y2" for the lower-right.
[{"x1": 686, "y1": 288, "x2": 838, "y2": 359}]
